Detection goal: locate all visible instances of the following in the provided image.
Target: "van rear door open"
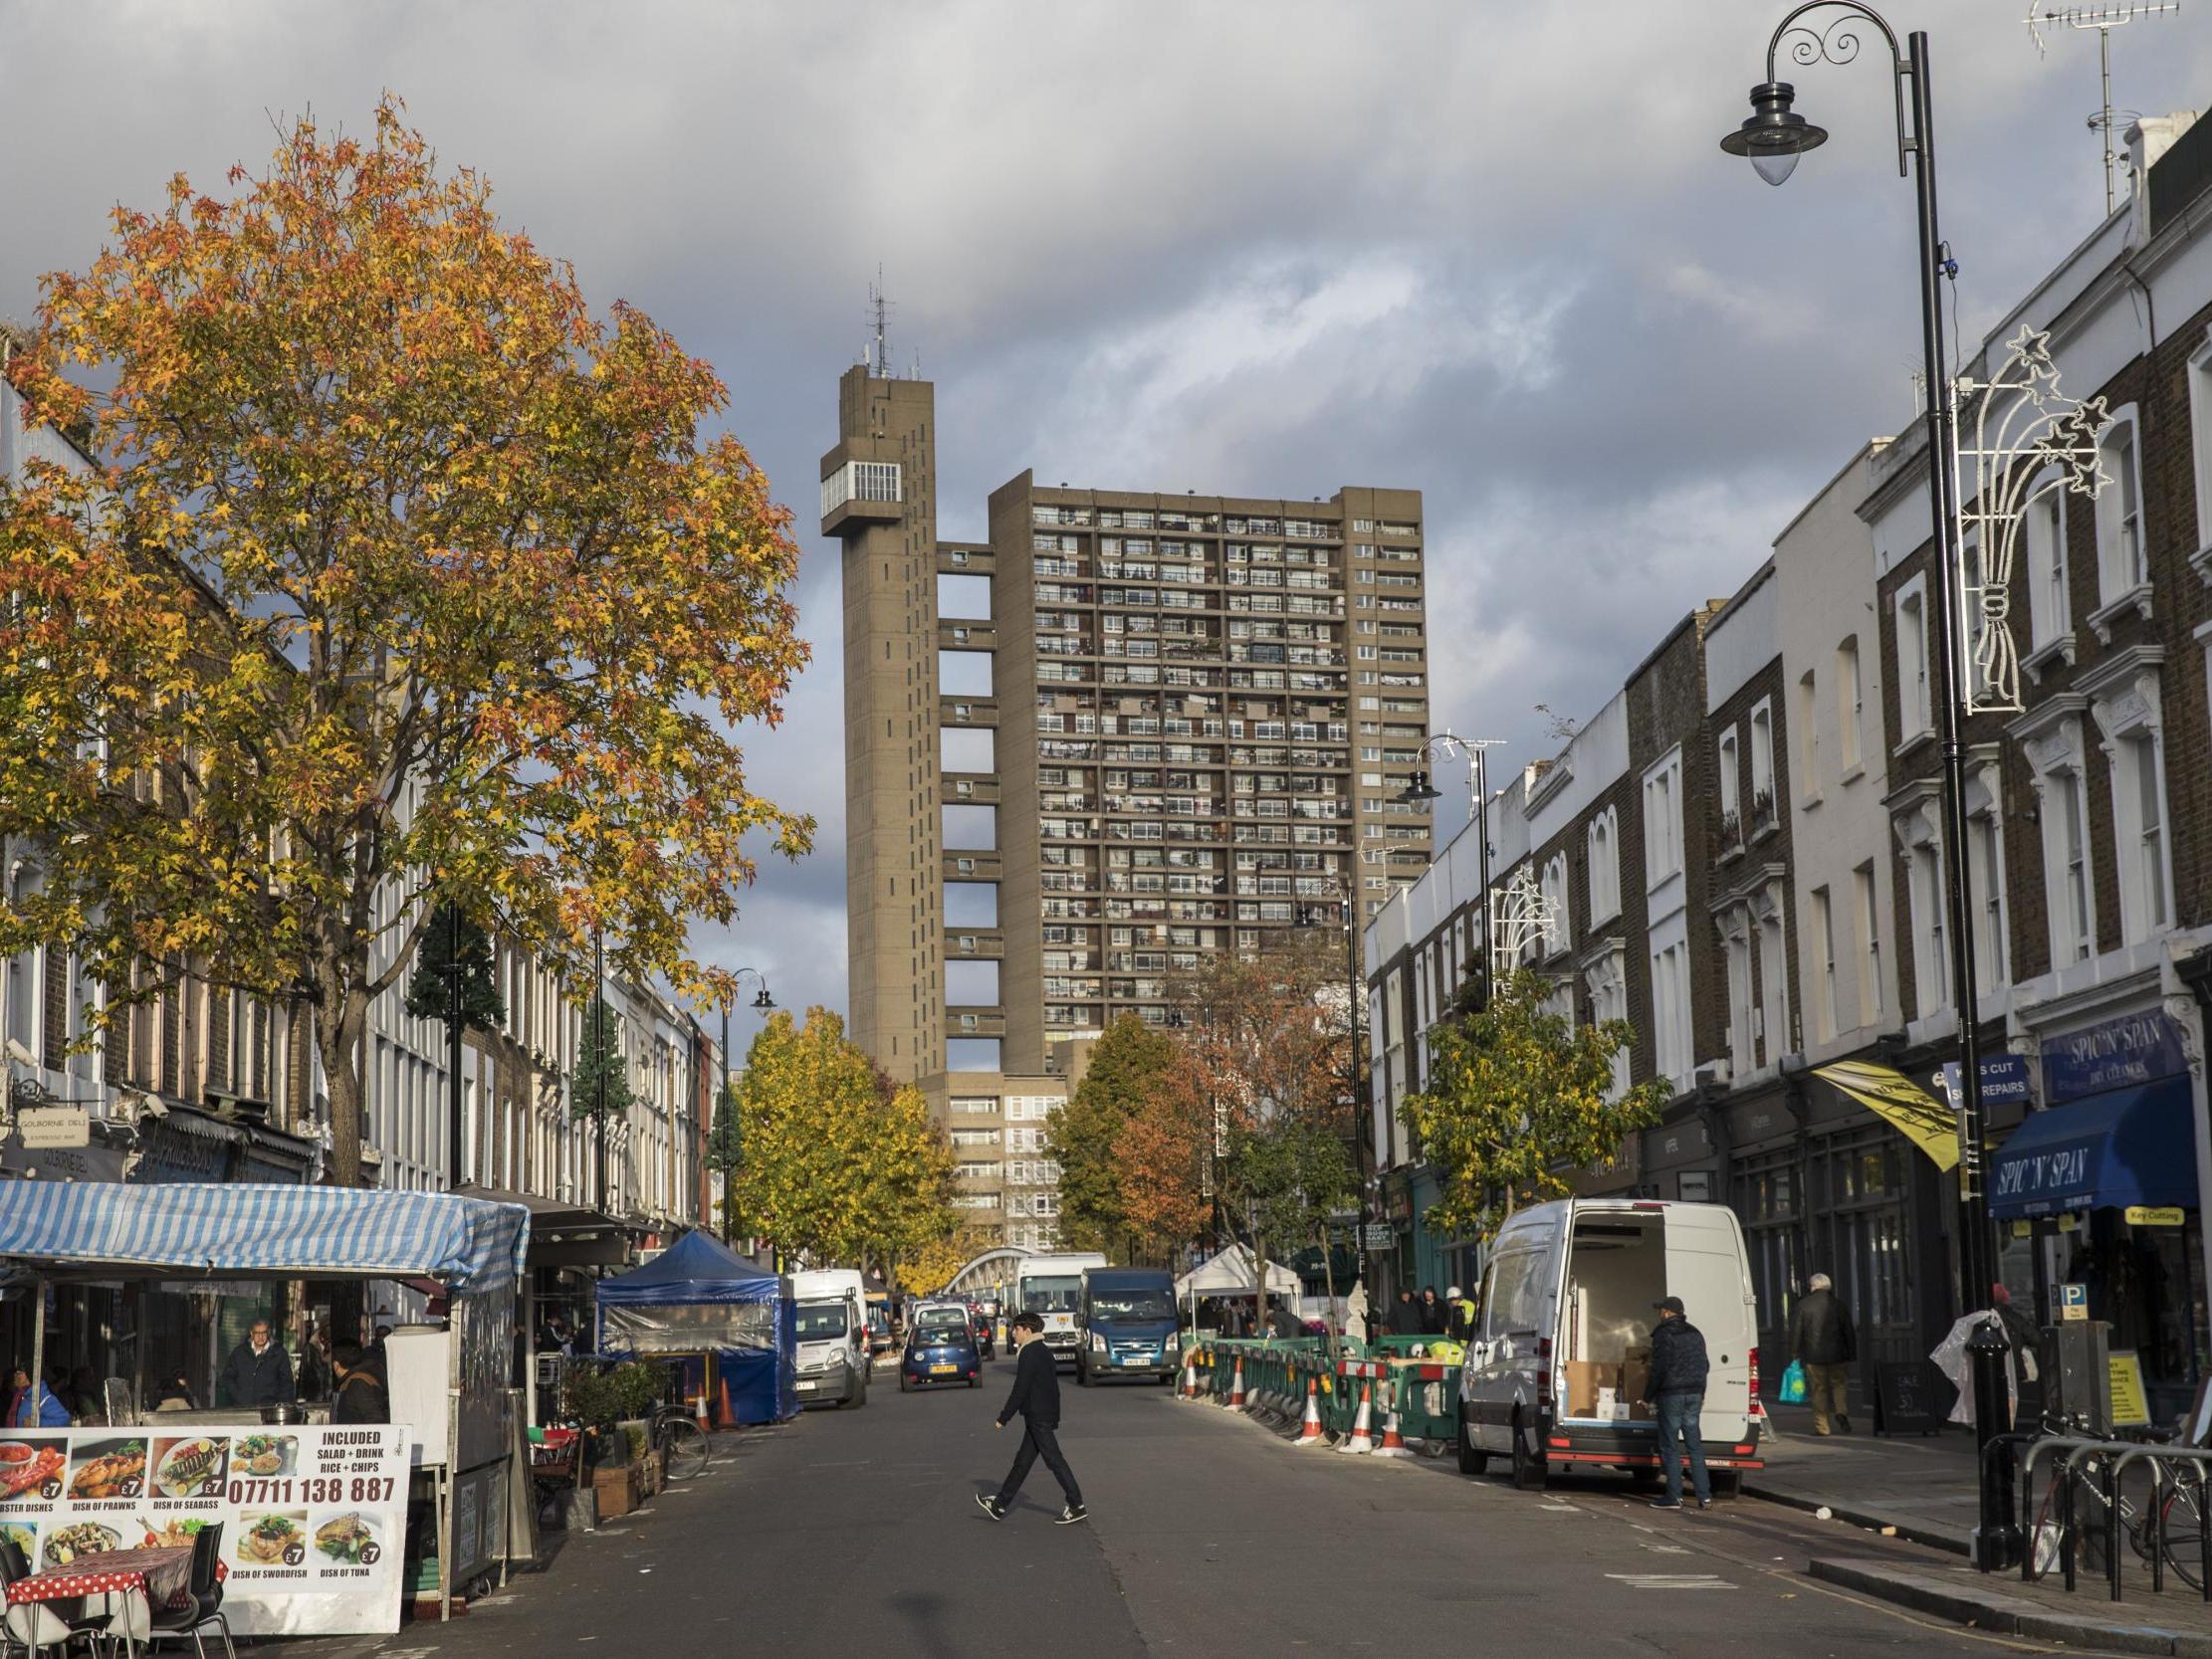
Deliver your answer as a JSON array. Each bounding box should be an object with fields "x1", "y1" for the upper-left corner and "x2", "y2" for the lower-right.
[{"x1": 1662, "y1": 1205, "x2": 1761, "y2": 1445}]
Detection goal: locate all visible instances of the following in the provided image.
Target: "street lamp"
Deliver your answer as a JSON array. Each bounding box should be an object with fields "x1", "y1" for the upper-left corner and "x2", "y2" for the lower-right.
[
  {"x1": 1720, "y1": 2, "x2": 2012, "y2": 1567},
  {"x1": 713, "y1": 968, "x2": 774, "y2": 1247}
]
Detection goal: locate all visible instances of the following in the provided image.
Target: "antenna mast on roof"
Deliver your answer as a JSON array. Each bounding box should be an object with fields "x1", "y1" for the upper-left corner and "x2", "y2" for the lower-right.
[
  {"x1": 868, "y1": 266, "x2": 895, "y2": 380},
  {"x1": 2026, "y1": 1, "x2": 2182, "y2": 215}
]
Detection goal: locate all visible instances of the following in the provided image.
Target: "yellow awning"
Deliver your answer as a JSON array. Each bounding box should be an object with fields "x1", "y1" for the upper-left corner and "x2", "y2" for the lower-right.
[{"x1": 1814, "y1": 1060, "x2": 1961, "y2": 1171}]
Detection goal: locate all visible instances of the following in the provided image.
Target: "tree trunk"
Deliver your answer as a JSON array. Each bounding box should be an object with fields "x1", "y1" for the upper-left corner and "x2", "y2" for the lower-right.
[
  {"x1": 317, "y1": 987, "x2": 370, "y2": 1189},
  {"x1": 1253, "y1": 1224, "x2": 1267, "y2": 1340},
  {"x1": 1316, "y1": 1221, "x2": 1340, "y2": 1363}
]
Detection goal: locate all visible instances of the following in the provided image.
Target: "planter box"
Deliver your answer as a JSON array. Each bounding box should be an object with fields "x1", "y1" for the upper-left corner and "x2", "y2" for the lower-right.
[
  {"x1": 591, "y1": 1466, "x2": 636, "y2": 1521},
  {"x1": 640, "y1": 1451, "x2": 663, "y2": 1499}
]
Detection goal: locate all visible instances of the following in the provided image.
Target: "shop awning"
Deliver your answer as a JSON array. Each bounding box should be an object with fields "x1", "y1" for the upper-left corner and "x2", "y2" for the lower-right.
[
  {"x1": 1990, "y1": 1078, "x2": 2198, "y2": 1219},
  {"x1": 0, "y1": 1181, "x2": 530, "y2": 1291},
  {"x1": 1815, "y1": 1060, "x2": 1961, "y2": 1170}
]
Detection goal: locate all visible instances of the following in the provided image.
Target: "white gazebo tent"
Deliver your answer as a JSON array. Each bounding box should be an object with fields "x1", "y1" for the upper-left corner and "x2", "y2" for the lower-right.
[{"x1": 1177, "y1": 1245, "x2": 1299, "y2": 1331}]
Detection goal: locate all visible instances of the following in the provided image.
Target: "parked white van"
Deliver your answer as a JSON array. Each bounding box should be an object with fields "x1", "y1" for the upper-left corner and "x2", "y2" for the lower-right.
[
  {"x1": 789, "y1": 1268, "x2": 870, "y2": 1408},
  {"x1": 1455, "y1": 1199, "x2": 1765, "y2": 1492}
]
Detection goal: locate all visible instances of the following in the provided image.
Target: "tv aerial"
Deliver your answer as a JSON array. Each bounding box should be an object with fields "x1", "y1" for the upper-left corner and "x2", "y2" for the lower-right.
[{"x1": 2027, "y1": 3, "x2": 2183, "y2": 215}]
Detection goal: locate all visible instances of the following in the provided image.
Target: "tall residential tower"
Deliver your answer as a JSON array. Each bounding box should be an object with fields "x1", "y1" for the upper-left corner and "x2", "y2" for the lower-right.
[{"x1": 825, "y1": 364, "x2": 1433, "y2": 1244}]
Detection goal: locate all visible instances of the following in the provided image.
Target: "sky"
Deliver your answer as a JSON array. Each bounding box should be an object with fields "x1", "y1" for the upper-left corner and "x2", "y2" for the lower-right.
[{"x1": 5, "y1": 1, "x2": 2208, "y2": 1046}]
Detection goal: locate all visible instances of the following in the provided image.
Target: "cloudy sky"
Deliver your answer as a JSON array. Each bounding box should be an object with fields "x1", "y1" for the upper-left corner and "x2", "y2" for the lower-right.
[{"x1": 7, "y1": 1, "x2": 2208, "y2": 1038}]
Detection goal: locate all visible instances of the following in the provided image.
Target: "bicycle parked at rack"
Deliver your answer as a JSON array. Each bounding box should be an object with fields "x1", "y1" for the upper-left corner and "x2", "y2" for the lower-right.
[{"x1": 649, "y1": 1397, "x2": 711, "y2": 1482}]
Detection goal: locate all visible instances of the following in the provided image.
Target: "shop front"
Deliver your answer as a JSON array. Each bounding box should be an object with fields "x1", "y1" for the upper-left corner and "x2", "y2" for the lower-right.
[{"x1": 1991, "y1": 1006, "x2": 2208, "y2": 1424}]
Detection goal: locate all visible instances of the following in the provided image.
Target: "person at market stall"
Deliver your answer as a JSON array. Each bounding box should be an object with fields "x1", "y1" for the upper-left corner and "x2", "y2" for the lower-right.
[
  {"x1": 331, "y1": 1342, "x2": 390, "y2": 1424},
  {"x1": 218, "y1": 1319, "x2": 296, "y2": 1410},
  {"x1": 65, "y1": 1365, "x2": 104, "y2": 1424},
  {"x1": 6, "y1": 1366, "x2": 70, "y2": 1427},
  {"x1": 295, "y1": 1323, "x2": 332, "y2": 1402},
  {"x1": 151, "y1": 1373, "x2": 196, "y2": 1412}
]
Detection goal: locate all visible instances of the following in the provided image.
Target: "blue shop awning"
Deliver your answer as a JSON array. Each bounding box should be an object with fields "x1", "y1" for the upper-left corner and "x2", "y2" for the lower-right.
[{"x1": 1990, "y1": 1077, "x2": 2198, "y2": 1219}]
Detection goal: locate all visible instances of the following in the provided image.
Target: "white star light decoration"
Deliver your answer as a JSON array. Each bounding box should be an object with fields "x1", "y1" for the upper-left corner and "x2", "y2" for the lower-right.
[{"x1": 1949, "y1": 324, "x2": 2110, "y2": 715}]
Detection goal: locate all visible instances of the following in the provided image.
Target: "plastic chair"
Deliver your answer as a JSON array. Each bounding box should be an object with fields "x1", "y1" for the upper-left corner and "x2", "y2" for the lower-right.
[
  {"x1": 0, "y1": 1540, "x2": 111, "y2": 1658},
  {"x1": 143, "y1": 1526, "x2": 231, "y2": 1659}
]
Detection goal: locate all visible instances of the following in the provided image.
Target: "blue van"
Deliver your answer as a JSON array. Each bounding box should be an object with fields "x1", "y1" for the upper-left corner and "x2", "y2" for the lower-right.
[{"x1": 1075, "y1": 1267, "x2": 1182, "y2": 1386}]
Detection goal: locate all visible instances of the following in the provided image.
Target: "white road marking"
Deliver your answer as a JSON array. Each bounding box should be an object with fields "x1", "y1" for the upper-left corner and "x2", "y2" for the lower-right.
[
  {"x1": 1641, "y1": 1544, "x2": 1692, "y2": 1555},
  {"x1": 1606, "y1": 1573, "x2": 1736, "y2": 1590}
]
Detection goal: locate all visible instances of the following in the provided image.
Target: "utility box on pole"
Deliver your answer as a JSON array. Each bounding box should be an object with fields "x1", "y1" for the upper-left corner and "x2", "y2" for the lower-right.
[{"x1": 2039, "y1": 1320, "x2": 2113, "y2": 1437}]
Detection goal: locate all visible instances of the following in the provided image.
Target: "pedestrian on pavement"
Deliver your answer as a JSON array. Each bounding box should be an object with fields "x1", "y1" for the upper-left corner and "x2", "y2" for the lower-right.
[
  {"x1": 1446, "y1": 1286, "x2": 1478, "y2": 1343},
  {"x1": 977, "y1": 1311, "x2": 1085, "y2": 1526},
  {"x1": 331, "y1": 1342, "x2": 390, "y2": 1425},
  {"x1": 1648, "y1": 1296, "x2": 1711, "y2": 1512},
  {"x1": 1788, "y1": 1272, "x2": 1856, "y2": 1435},
  {"x1": 1267, "y1": 1304, "x2": 1299, "y2": 1341},
  {"x1": 296, "y1": 1323, "x2": 332, "y2": 1403},
  {"x1": 5, "y1": 1367, "x2": 69, "y2": 1428},
  {"x1": 1419, "y1": 1286, "x2": 1446, "y2": 1337},
  {"x1": 1990, "y1": 1282, "x2": 2042, "y2": 1392},
  {"x1": 1392, "y1": 1289, "x2": 1421, "y2": 1338},
  {"x1": 218, "y1": 1319, "x2": 296, "y2": 1411}
]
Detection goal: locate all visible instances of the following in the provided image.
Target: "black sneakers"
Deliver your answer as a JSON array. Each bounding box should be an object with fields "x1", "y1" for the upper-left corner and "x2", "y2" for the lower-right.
[
  {"x1": 975, "y1": 1494, "x2": 1006, "y2": 1522},
  {"x1": 1056, "y1": 1503, "x2": 1089, "y2": 1526},
  {"x1": 1649, "y1": 1497, "x2": 1682, "y2": 1510}
]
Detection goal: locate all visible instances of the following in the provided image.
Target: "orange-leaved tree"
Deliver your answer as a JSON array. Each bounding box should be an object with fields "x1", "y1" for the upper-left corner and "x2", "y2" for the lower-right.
[{"x1": 0, "y1": 100, "x2": 808, "y2": 1183}]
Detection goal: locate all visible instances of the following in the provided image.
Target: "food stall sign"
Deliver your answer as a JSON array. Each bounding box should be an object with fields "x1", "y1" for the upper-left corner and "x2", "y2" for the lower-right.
[{"x1": 15, "y1": 1108, "x2": 91, "y2": 1149}]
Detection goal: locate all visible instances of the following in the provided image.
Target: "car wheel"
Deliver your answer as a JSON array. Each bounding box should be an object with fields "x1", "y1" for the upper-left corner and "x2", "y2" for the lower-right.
[
  {"x1": 899, "y1": 1374, "x2": 912, "y2": 1394},
  {"x1": 1455, "y1": 1411, "x2": 1489, "y2": 1476},
  {"x1": 1510, "y1": 1415, "x2": 1547, "y2": 1491}
]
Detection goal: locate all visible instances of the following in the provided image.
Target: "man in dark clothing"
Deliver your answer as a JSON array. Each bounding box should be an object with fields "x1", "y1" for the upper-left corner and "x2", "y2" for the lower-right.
[
  {"x1": 978, "y1": 1312, "x2": 1085, "y2": 1525},
  {"x1": 1392, "y1": 1289, "x2": 1421, "y2": 1337},
  {"x1": 331, "y1": 1343, "x2": 389, "y2": 1425},
  {"x1": 1648, "y1": 1296, "x2": 1711, "y2": 1511},
  {"x1": 1419, "y1": 1287, "x2": 1446, "y2": 1337},
  {"x1": 1788, "y1": 1272, "x2": 1857, "y2": 1435},
  {"x1": 219, "y1": 1320, "x2": 296, "y2": 1410}
]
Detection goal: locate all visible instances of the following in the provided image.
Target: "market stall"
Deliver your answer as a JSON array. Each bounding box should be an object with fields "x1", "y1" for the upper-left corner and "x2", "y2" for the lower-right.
[
  {"x1": 0, "y1": 1181, "x2": 530, "y2": 1635},
  {"x1": 1177, "y1": 1246, "x2": 1301, "y2": 1332},
  {"x1": 594, "y1": 1231, "x2": 796, "y2": 1425}
]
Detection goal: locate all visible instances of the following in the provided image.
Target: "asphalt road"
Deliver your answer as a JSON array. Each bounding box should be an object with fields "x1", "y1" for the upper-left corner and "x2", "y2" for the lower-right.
[{"x1": 377, "y1": 1355, "x2": 2081, "y2": 1659}]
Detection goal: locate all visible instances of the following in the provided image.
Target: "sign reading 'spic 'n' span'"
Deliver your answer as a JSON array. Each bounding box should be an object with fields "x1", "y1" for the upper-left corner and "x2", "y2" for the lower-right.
[{"x1": 0, "y1": 1425, "x2": 410, "y2": 1636}]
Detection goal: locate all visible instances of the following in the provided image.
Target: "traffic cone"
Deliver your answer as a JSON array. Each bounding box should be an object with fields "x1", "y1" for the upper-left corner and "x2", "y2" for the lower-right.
[
  {"x1": 1374, "y1": 1385, "x2": 1413, "y2": 1458},
  {"x1": 1179, "y1": 1354, "x2": 1200, "y2": 1399},
  {"x1": 1294, "y1": 1378, "x2": 1326, "y2": 1446},
  {"x1": 1338, "y1": 1383, "x2": 1375, "y2": 1453},
  {"x1": 1227, "y1": 1355, "x2": 1247, "y2": 1410}
]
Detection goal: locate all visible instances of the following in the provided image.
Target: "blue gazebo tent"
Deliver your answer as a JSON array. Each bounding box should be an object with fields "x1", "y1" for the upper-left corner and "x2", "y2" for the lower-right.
[{"x1": 595, "y1": 1230, "x2": 796, "y2": 1424}]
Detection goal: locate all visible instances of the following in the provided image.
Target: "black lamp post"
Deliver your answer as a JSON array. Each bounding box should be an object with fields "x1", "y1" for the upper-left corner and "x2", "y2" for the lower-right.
[
  {"x1": 1720, "y1": 2, "x2": 2011, "y2": 1568},
  {"x1": 713, "y1": 969, "x2": 774, "y2": 1246}
]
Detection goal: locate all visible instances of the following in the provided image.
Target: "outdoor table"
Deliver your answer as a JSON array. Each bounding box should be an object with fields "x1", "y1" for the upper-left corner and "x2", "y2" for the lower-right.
[{"x1": 6, "y1": 1544, "x2": 194, "y2": 1612}]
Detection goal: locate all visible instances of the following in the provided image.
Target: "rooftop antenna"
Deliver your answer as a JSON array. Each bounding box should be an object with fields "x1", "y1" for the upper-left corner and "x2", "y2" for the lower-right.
[
  {"x1": 2027, "y1": 2, "x2": 2182, "y2": 216},
  {"x1": 868, "y1": 266, "x2": 895, "y2": 380}
]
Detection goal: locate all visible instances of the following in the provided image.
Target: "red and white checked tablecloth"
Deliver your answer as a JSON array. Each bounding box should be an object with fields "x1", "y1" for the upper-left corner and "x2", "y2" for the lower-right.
[{"x1": 7, "y1": 1545, "x2": 194, "y2": 1609}]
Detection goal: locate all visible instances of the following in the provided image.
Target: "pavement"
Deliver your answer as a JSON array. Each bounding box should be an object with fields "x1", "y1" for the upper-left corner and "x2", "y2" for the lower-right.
[
  {"x1": 1750, "y1": 1402, "x2": 1983, "y2": 1551},
  {"x1": 249, "y1": 1352, "x2": 2180, "y2": 1659}
]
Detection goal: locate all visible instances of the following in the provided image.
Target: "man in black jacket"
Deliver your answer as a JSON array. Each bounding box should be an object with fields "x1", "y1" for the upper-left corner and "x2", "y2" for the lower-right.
[
  {"x1": 1648, "y1": 1297, "x2": 1711, "y2": 1511},
  {"x1": 1788, "y1": 1272, "x2": 1857, "y2": 1435},
  {"x1": 218, "y1": 1320, "x2": 295, "y2": 1411},
  {"x1": 978, "y1": 1312, "x2": 1086, "y2": 1525}
]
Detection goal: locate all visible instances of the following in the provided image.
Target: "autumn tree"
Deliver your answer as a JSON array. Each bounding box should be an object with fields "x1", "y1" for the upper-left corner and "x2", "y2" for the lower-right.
[
  {"x1": 1046, "y1": 1013, "x2": 1178, "y2": 1255},
  {"x1": 1165, "y1": 938, "x2": 1353, "y2": 1325},
  {"x1": 1402, "y1": 967, "x2": 1667, "y2": 1244},
  {"x1": 0, "y1": 100, "x2": 807, "y2": 1186},
  {"x1": 1115, "y1": 1083, "x2": 1210, "y2": 1265},
  {"x1": 727, "y1": 1009, "x2": 953, "y2": 1273},
  {"x1": 899, "y1": 1226, "x2": 995, "y2": 1301},
  {"x1": 705, "y1": 1077, "x2": 744, "y2": 1242}
]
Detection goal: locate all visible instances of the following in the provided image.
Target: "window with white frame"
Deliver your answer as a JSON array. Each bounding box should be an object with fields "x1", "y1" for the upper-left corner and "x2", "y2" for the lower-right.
[
  {"x1": 2025, "y1": 475, "x2": 2070, "y2": 649},
  {"x1": 1797, "y1": 671, "x2": 1820, "y2": 800},
  {"x1": 1837, "y1": 636, "x2": 1864, "y2": 772},
  {"x1": 1586, "y1": 807, "x2": 1621, "y2": 926},
  {"x1": 1648, "y1": 939, "x2": 1692, "y2": 1088},
  {"x1": 1716, "y1": 727, "x2": 1740, "y2": 839},
  {"x1": 1722, "y1": 916, "x2": 1754, "y2": 1068},
  {"x1": 1541, "y1": 853, "x2": 1569, "y2": 955},
  {"x1": 1749, "y1": 700, "x2": 1775, "y2": 827},
  {"x1": 2087, "y1": 661, "x2": 2170, "y2": 945},
  {"x1": 1854, "y1": 860, "x2": 1883, "y2": 1026},
  {"x1": 2096, "y1": 412, "x2": 2147, "y2": 602},
  {"x1": 1896, "y1": 577, "x2": 1931, "y2": 739},
  {"x1": 2190, "y1": 336, "x2": 2212, "y2": 554},
  {"x1": 2131, "y1": 731, "x2": 2168, "y2": 932},
  {"x1": 1757, "y1": 889, "x2": 1790, "y2": 1067},
  {"x1": 1585, "y1": 946, "x2": 1631, "y2": 1099},
  {"x1": 1894, "y1": 798, "x2": 1948, "y2": 1017},
  {"x1": 1812, "y1": 886, "x2": 1838, "y2": 1045},
  {"x1": 1643, "y1": 749, "x2": 1683, "y2": 883},
  {"x1": 1965, "y1": 768, "x2": 2008, "y2": 993}
]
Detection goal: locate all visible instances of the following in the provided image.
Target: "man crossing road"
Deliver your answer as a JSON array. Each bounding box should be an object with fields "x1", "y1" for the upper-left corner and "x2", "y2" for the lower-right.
[{"x1": 977, "y1": 1311, "x2": 1086, "y2": 1526}]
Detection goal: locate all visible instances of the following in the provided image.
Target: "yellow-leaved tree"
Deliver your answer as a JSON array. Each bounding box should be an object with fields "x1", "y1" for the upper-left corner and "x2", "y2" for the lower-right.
[
  {"x1": 0, "y1": 99, "x2": 808, "y2": 1186},
  {"x1": 727, "y1": 1009, "x2": 954, "y2": 1275},
  {"x1": 899, "y1": 1226, "x2": 996, "y2": 1301}
]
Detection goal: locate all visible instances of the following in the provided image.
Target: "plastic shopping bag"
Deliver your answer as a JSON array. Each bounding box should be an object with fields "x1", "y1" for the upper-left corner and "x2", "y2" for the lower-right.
[{"x1": 1779, "y1": 1357, "x2": 1808, "y2": 1404}]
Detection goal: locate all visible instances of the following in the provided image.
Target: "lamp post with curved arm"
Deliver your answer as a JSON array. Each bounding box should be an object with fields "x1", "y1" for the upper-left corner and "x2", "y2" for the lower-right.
[
  {"x1": 710, "y1": 968, "x2": 774, "y2": 1246},
  {"x1": 1720, "y1": 4, "x2": 2012, "y2": 1565}
]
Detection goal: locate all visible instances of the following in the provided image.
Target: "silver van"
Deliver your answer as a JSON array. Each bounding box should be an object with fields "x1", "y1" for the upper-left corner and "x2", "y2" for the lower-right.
[{"x1": 1455, "y1": 1199, "x2": 1765, "y2": 1492}]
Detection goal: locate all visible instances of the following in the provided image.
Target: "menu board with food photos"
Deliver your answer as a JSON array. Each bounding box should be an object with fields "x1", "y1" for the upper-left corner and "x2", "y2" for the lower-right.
[{"x1": 0, "y1": 1424, "x2": 410, "y2": 1635}]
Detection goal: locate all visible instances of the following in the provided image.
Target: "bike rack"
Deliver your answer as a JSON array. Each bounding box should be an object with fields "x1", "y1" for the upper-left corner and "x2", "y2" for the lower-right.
[
  {"x1": 2100, "y1": 1444, "x2": 2212, "y2": 1604},
  {"x1": 2018, "y1": 1436, "x2": 2139, "y2": 1591}
]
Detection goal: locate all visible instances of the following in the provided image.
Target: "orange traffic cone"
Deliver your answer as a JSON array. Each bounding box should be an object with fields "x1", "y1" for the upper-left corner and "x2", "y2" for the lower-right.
[
  {"x1": 1374, "y1": 1385, "x2": 1413, "y2": 1458},
  {"x1": 1227, "y1": 1355, "x2": 1247, "y2": 1410},
  {"x1": 1179, "y1": 1354, "x2": 1200, "y2": 1399},
  {"x1": 1294, "y1": 1378, "x2": 1326, "y2": 1446},
  {"x1": 1338, "y1": 1383, "x2": 1375, "y2": 1453}
]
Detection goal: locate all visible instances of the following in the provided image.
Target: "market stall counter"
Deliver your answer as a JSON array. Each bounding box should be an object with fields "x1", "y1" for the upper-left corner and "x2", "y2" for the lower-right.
[{"x1": 0, "y1": 1182, "x2": 530, "y2": 1635}]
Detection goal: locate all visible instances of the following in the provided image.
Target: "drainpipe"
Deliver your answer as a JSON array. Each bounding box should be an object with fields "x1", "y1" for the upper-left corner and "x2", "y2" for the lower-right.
[{"x1": 2167, "y1": 944, "x2": 2212, "y2": 1358}]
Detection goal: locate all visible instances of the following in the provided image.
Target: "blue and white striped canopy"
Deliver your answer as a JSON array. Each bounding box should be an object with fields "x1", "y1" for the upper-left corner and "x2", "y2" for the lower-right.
[{"x1": 0, "y1": 1182, "x2": 529, "y2": 1292}]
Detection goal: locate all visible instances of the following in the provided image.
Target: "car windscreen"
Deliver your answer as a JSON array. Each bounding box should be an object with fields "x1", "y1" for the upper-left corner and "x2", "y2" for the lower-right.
[
  {"x1": 1020, "y1": 1276, "x2": 1080, "y2": 1312},
  {"x1": 1090, "y1": 1289, "x2": 1176, "y2": 1322},
  {"x1": 915, "y1": 1318, "x2": 970, "y2": 1345},
  {"x1": 795, "y1": 1301, "x2": 850, "y2": 1340}
]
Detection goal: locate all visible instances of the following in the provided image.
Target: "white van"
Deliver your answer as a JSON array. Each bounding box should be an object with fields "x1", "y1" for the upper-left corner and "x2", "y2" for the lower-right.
[
  {"x1": 1455, "y1": 1199, "x2": 1765, "y2": 1492},
  {"x1": 1012, "y1": 1252, "x2": 1108, "y2": 1365},
  {"x1": 789, "y1": 1268, "x2": 869, "y2": 1408}
]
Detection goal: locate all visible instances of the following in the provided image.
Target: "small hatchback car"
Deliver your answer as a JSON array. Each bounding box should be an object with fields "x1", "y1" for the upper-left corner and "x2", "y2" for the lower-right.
[{"x1": 900, "y1": 1303, "x2": 982, "y2": 1392}]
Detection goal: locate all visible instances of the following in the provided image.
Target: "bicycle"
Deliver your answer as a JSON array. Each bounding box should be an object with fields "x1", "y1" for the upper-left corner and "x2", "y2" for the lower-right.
[
  {"x1": 2037, "y1": 1448, "x2": 2207, "y2": 1590},
  {"x1": 650, "y1": 1398, "x2": 711, "y2": 1482}
]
